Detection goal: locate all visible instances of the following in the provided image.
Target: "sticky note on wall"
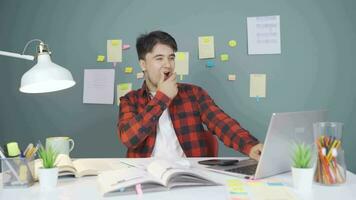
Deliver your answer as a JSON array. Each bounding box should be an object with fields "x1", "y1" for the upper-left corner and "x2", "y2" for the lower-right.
[
  {"x1": 136, "y1": 72, "x2": 144, "y2": 79},
  {"x1": 117, "y1": 83, "x2": 132, "y2": 105},
  {"x1": 228, "y1": 40, "x2": 237, "y2": 47},
  {"x1": 107, "y1": 39, "x2": 122, "y2": 63},
  {"x1": 228, "y1": 74, "x2": 236, "y2": 81},
  {"x1": 250, "y1": 74, "x2": 266, "y2": 98},
  {"x1": 198, "y1": 36, "x2": 215, "y2": 59},
  {"x1": 122, "y1": 44, "x2": 130, "y2": 50},
  {"x1": 206, "y1": 60, "x2": 215, "y2": 68},
  {"x1": 124, "y1": 66, "x2": 133, "y2": 73},
  {"x1": 174, "y1": 52, "x2": 189, "y2": 75},
  {"x1": 97, "y1": 55, "x2": 105, "y2": 62},
  {"x1": 220, "y1": 54, "x2": 229, "y2": 61}
]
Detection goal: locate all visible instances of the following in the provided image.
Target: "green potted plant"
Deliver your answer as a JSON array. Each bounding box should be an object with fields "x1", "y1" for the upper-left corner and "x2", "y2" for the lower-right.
[
  {"x1": 291, "y1": 142, "x2": 315, "y2": 193},
  {"x1": 37, "y1": 146, "x2": 59, "y2": 190}
]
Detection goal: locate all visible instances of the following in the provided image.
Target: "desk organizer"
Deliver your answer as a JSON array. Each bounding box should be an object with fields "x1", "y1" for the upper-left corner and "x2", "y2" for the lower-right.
[
  {"x1": 1, "y1": 157, "x2": 34, "y2": 188},
  {"x1": 313, "y1": 122, "x2": 346, "y2": 185}
]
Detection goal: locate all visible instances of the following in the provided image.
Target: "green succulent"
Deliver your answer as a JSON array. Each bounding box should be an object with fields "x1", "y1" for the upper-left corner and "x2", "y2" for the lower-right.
[
  {"x1": 38, "y1": 146, "x2": 58, "y2": 168},
  {"x1": 292, "y1": 143, "x2": 312, "y2": 168}
]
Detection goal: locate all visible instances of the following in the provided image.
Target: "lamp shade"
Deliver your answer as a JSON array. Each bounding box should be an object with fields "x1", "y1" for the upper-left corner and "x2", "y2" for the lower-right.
[{"x1": 19, "y1": 53, "x2": 75, "y2": 93}]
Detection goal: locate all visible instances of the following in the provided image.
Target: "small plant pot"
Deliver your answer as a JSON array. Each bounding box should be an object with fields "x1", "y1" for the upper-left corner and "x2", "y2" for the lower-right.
[
  {"x1": 291, "y1": 167, "x2": 314, "y2": 193},
  {"x1": 38, "y1": 167, "x2": 58, "y2": 190}
]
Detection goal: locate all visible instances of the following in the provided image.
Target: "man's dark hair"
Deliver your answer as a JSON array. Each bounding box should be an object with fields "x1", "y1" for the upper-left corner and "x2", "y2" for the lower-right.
[{"x1": 136, "y1": 30, "x2": 178, "y2": 60}]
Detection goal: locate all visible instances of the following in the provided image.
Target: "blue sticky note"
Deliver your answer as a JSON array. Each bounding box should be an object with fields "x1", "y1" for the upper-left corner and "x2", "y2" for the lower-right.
[
  {"x1": 206, "y1": 60, "x2": 215, "y2": 68},
  {"x1": 267, "y1": 182, "x2": 284, "y2": 186}
]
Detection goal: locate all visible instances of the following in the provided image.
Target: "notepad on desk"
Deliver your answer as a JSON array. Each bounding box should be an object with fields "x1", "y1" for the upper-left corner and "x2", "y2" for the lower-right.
[
  {"x1": 97, "y1": 159, "x2": 219, "y2": 197},
  {"x1": 34, "y1": 154, "x2": 129, "y2": 179}
]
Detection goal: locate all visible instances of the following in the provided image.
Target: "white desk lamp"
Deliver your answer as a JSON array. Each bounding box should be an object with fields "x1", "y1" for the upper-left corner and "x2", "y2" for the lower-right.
[{"x1": 0, "y1": 39, "x2": 75, "y2": 93}]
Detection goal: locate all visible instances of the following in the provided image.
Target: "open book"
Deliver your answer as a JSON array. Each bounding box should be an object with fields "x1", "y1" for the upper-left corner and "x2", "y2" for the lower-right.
[
  {"x1": 34, "y1": 154, "x2": 128, "y2": 179},
  {"x1": 97, "y1": 159, "x2": 219, "y2": 196}
]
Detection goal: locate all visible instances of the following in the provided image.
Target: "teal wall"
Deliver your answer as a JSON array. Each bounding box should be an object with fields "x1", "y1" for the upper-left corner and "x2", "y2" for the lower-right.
[{"x1": 0, "y1": 0, "x2": 355, "y2": 173}]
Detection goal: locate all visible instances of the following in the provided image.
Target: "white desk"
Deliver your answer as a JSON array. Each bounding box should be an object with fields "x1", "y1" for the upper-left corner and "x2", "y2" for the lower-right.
[{"x1": 1, "y1": 158, "x2": 355, "y2": 200}]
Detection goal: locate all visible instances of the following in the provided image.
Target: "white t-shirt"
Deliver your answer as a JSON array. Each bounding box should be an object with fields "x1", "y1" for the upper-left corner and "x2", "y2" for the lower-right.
[{"x1": 151, "y1": 92, "x2": 186, "y2": 159}]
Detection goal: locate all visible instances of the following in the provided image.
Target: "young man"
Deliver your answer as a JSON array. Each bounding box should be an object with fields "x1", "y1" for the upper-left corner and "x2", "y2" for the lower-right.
[{"x1": 118, "y1": 30, "x2": 263, "y2": 160}]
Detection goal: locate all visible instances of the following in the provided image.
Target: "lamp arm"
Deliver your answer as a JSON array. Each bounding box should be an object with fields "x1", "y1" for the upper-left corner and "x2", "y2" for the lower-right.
[
  {"x1": 0, "y1": 50, "x2": 34, "y2": 61},
  {"x1": 0, "y1": 39, "x2": 44, "y2": 61}
]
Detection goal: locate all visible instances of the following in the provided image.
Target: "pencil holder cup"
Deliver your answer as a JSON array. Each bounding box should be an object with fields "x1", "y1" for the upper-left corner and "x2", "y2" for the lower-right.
[
  {"x1": 1, "y1": 157, "x2": 35, "y2": 188},
  {"x1": 313, "y1": 122, "x2": 346, "y2": 185}
]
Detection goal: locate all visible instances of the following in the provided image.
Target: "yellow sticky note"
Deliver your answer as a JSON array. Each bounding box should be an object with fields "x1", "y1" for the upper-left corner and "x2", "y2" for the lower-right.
[
  {"x1": 117, "y1": 83, "x2": 132, "y2": 105},
  {"x1": 198, "y1": 36, "x2": 215, "y2": 59},
  {"x1": 250, "y1": 185, "x2": 298, "y2": 200},
  {"x1": 111, "y1": 40, "x2": 121, "y2": 46},
  {"x1": 97, "y1": 55, "x2": 105, "y2": 62},
  {"x1": 124, "y1": 66, "x2": 133, "y2": 73},
  {"x1": 136, "y1": 72, "x2": 144, "y2": 79},
  {"x1": 250, "y1": 74, "x2": 266, "y2": 98},
  {"x1": 107, "y1": 39, "x2": 122, "y2": 63},
  {"x1": 227, "y1": 179, "x2": 244, "y2": 187},
  {"x1": 176, "y1": 52, "x2": 186, "y2": 61},
  {"x1": 220, "y1": 54, "x2": 229, "y2": 61},
  {"x1": 202, "y1": 37, "x2": 211, "y2": 44},
  {"x1": 228, "y1": 74, "x2": 236, "y2": 81},
  {"x1": 228, "y1": 40, "x2": 237, "y2": 47},
  {"x1": 174, "y1": 52, "x2": 189, "y2": 75}
]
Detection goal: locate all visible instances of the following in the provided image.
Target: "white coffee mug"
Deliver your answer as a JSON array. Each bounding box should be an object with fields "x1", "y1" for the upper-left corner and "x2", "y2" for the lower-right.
[{"x1": 46, "y1": 137, "x2": 75, "y2": 155}]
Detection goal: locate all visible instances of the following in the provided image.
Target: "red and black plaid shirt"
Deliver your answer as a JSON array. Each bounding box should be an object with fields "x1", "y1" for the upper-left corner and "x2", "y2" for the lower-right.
[{"x1": 118, "y1": 82, "x2": 259, "y2": 158}]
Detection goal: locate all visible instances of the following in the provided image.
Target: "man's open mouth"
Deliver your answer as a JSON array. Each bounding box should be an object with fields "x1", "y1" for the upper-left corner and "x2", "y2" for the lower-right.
[{"x1": 164, "y1": 72, "x2": 170, "y2": 80}]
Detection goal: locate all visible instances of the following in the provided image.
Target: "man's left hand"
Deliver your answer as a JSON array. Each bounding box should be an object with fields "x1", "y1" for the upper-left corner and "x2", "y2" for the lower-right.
[{"x1": 249, "y1": 143, "x2": 263, "y2": 161}]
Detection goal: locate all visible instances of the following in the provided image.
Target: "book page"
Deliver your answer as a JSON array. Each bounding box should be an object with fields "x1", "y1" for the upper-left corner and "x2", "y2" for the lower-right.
[
  {"x1": 98, "y1": 168, "x2": 163, "y2": 196},
  {"x1": 147, "y1": 159, "x2": 215, "y2": 188},
  {"x1": 73, "y1": 159, "x2": 129, "y2": 177},
  {"x1": 55, "y1": 154, "x2": 76, "y2": 175},
  {"x1": 147, "y1": 159, "x2": 173, "y2": 180}
]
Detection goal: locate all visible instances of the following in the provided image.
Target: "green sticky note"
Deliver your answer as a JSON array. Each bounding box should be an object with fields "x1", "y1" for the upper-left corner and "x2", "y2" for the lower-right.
[
  {"x1": 119, "y1": 83, "x2": 129, "y2": 90},
  {"x1": 97, "y1": 55, "x2": 105, "y2": 62},
  {"x1": 228, "y1": 40, "x2": 237, "y2": 47},
  {"x1": 220, "y1": 54, "x2": 229, "y2": 61}
]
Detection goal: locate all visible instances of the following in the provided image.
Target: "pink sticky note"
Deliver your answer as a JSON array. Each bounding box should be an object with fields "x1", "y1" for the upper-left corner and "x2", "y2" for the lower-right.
[{"x1": 123, "y1": 44, "x2": 130, "y2": 50}]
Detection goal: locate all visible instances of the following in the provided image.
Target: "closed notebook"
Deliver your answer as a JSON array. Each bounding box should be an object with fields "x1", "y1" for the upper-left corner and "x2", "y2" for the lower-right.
[
  {"x1": 97, "y1": 159, "x2": 219, "y2": 197},
  {"x1": 34, "y1": 154, "x2": 128, "y2": 179}
]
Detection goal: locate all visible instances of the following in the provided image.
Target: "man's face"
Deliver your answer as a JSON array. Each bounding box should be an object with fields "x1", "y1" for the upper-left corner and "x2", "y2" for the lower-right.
[{"x1": 139, "y1": 43, "x2": 175, "y2": 91}]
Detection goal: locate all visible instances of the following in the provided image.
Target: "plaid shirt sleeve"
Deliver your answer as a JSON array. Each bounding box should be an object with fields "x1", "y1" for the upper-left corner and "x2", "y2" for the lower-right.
[
  {"x1": 118, "y1": 91, "x2": 171, "y2": 149},
  {"x1": 195, "y1": 86, "x2": 259, "y2": 155}
]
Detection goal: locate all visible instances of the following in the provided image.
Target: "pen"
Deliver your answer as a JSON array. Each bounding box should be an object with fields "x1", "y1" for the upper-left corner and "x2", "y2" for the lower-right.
[{"x1": 24, "y1": 143, "x2": 33, "y2": 158}]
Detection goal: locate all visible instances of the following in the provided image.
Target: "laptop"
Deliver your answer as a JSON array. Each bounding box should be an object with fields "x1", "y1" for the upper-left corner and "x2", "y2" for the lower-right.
[{"x1": 202, "y1": 110, "x2": 327, "y2": 179}]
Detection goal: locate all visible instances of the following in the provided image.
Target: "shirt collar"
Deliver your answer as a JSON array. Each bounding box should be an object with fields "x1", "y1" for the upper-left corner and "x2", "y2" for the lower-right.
[{"x1": 141, "y1": 81, "x2": 153, "y2": 99}]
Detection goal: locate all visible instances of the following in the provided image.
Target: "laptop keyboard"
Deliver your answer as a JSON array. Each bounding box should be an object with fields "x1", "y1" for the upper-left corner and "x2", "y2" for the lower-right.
[{"x1": 226, "y1": 164, "x2": 258, "y2": 175}]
